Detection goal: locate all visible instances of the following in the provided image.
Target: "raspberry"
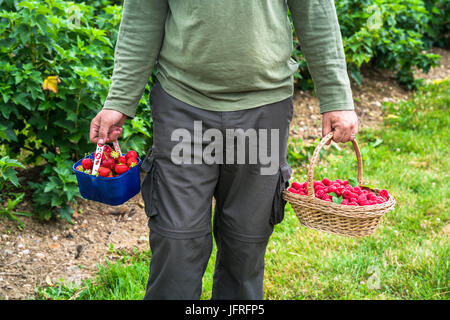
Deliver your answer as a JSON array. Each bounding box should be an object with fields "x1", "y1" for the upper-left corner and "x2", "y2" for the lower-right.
[
  {"x1": 321, "y1": 193, "x2": 332, "y2": 201},
  {"x1": 288, "y1": 187, "x2": 299, "y2": 194},
  {"x1": 314, "y1": 181, "x2": 324, "y2": 187},
  {"x1": 343, "y1": 190, "x2": 358, "y2": 199},
  {"x1": 335, "y1": 179, "x2": 344, "y2": 185},
  {"x1": 367, "y1": 193, "x2": 377, "y2": 201},
  {"x1": 341, "y1": 199, "x2": 349, "y2": 205},
  {"x1": 291, "y1": 182, "x2": 302, "y2": 190},
  {"x1": 315, "y1": 190, "x2": 325, "y2": 198},
  {"x1": 376, "y1": 196, "x2": 386, "y2": 204},
  {"x1": 380, "y1": 189, "x2": 389, "y2": 199},
  {"x1": 352, "y1": 186, "x2": 362, "y2": 195},
  {"x1": 322, "y1": 178, "x2": 331, "y2": 186}
]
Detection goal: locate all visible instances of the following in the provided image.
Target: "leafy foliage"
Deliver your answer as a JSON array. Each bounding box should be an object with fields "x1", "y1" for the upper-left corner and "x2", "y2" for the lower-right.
[
  {"x1": 291, "y1": 0, "x2": 443, "y2": 89},
  {"x1": 0, "y1": 156, "x2": 31, "y2": 229},
  {"x1": 0, "y1": 0, "x2": 153, "y2": 221}
]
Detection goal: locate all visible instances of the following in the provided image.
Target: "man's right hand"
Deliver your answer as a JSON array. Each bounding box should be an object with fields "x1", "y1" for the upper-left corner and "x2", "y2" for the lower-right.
[{"x1": 89, "y1": 109, "x2": 128, "y2": 145}]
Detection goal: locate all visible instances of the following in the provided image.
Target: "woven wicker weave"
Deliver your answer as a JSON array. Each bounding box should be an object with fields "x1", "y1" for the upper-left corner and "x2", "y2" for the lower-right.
[{"x1": 283, "y1": 132, "x2": 395, "y2": 238}]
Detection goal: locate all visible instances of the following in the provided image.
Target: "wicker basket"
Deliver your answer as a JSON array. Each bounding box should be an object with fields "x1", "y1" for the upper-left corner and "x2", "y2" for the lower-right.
[{"x1": 283, "y1": 132, "x2": 395, "y2": 238}]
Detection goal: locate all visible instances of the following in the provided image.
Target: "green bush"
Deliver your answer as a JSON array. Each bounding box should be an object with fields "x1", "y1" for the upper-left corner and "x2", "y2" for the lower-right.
[
  {"x1": 292, "y1": 0, "x2": 443, "y2": 89},
  {"x1": 0, "y1": 0, "x2": 154, "y2": 222}
]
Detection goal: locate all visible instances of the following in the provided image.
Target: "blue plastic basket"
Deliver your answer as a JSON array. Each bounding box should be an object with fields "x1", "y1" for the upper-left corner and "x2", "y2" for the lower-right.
[{"x1": 72, "y1": 153, "x2": 141, "y2": 206}]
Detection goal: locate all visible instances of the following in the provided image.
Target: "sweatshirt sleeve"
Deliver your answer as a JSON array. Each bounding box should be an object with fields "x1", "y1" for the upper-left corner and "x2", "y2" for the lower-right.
[
  {"x1": 102, "y1": 0, "x2": 169, "y2": 118},
  {"x1": 287, "y1": 0, "x2": 354, "y2": 114}
]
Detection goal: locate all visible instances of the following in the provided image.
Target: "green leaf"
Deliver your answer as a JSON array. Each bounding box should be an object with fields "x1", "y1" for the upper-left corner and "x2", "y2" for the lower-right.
[
  {"x1": 348, "y1": 178, "x2": 358, "y2": 187},
  {"x1": 59, "y1": 205, "x2": 73, "y2": 224},
  {"x1": 332, "y1": 196, "x2": 343, "y2": 204}
]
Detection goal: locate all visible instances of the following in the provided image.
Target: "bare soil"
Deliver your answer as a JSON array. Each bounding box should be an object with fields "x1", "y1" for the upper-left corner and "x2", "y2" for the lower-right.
[{"x1": 0, "y1": 48, "x2": 448, "y2": 300}]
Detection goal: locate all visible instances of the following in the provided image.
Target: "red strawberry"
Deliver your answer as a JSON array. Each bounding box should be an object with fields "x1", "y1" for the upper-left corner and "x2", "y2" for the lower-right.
[
  {"x1": 115, "y1": 164, "x2": 129, "y2": 175},
  {"x1": 102, "y1": 158, "x2": 116, "y2": 170},
  {"x1": 97, "y1": 167, "x2": 111, "y2": 177},
  {"x1": 110, "y1": 150, "x2": 120, "y2": 160},
  {"x1": 127, "y1": 157, "x2": 138, "y2": 168},
  {"x1": 125, "y1": 150, "x2": 138, "y2": 160},
  {"x1": 82, "y1": 158, "x2": 93, "y2": 170},
  {"x1": 117, "y1": 156, "x2": 126, "y2": 165},
  {"x1": 103, "y1": 145, "x2": 112, "y2": 155}
]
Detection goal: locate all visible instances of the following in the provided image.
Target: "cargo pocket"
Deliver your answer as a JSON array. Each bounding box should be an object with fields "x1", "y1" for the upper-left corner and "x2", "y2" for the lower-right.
[
  {"x1": 270, "y1": 162, "x2": 292, "y2": 225},
  {"x1": 141, "y1": 148, "x2": 158, "y2": 218}
]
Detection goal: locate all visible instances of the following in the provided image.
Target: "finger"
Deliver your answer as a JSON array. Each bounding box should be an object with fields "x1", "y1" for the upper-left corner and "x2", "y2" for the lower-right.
[
  {"x1": 322, "y1": 114, "x2": 332, "y2": 145},
  {"x1": 350, "y1": 123, "x2": 358, "y2": 141},
  {"x1": 98, "y1": 117, "x2": 111, "y2": 145},
  {"x1": 90, "y1": 115, "x2": 100, "y2": 143},
  {"x1": 333, "y1": 126, "x2": 344, "y2": 143},
  {"x1": 341, "y1": 125, "x2": 353, "y2": 143},
  {"x1": 108, "y1": 127, "x2": 123, "y2": 142}
]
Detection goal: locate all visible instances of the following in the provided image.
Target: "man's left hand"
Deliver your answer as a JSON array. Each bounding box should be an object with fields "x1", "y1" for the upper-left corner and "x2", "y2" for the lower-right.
[{"x1": 322, "y1": 110, "x2": 359, "y2": 144}]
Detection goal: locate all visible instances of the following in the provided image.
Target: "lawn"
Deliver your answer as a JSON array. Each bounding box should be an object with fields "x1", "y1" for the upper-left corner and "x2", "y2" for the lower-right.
[{"x1": 37, "y1": 80, "x2": 449, "y2": 300}]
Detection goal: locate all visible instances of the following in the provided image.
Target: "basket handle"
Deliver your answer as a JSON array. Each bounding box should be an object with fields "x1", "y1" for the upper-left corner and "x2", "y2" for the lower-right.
[{"x1": 306, "y1": 132, "x2": 363, "y2": 197}]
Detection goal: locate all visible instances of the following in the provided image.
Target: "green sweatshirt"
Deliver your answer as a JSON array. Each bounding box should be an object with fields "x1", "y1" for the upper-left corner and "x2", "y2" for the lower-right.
[{"x1": 103, "y1": 0, "x2": 354, "y2": 118}]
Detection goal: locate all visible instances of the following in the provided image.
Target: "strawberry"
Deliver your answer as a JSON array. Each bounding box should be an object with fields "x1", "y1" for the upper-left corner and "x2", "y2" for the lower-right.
[
  {"x1": 103, "y1": 145, "x2": 112, "y2": 155},
  {"x1": 125, "y1": 150, "x2": 138, "y2": 160},
  {"x1": 115, "y1": 164, "x2": 129, "y2": 175},
  {"x1": 110, "y1": 150, "x2": 120, "y2": 160},
  {"x1": 102, "y1": 158, "x2": 116, "y2": 170},
  {"x1": 117, "y1": 156, "x2": 126, "y2": 165},
  {"x1": 97, "y1": 167, "x2": 111, "y2": 177},
  {"x1": 82, "y1": 158, "x2": 93, "y2": 170},
  {"x1": 127, "y1": 157, "x2": 138, "y2": 168}
]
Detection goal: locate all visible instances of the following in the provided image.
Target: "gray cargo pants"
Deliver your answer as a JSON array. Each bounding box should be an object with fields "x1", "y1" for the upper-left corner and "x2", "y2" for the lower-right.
[{"x1": 141, "y1": 82, "x2": 293, "y2": 300}]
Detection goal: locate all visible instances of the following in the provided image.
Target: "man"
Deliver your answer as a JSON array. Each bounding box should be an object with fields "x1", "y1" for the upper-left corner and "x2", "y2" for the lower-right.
[{"x1": 90, "y1": 0, "x2": 358, "y2": 300}]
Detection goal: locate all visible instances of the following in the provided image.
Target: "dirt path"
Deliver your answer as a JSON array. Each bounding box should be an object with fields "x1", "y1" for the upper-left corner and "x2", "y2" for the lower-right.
[{"x1": 0, "y1": 48, "x2": 448, "y2": 300}]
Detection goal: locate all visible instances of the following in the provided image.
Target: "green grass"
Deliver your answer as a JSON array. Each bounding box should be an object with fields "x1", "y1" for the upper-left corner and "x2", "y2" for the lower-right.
[{"x1": 37, "y1": 80, "x2": 449, "y2": 300}]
